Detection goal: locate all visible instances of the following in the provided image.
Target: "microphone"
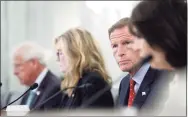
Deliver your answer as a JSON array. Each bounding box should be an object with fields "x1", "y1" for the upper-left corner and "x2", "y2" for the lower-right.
[
  {"x1": 81, "y1": 55, "x2": 153, "y2": 108},
  {"x1": 1, "y1": 83, "x2": 38, "y2": 110},
  {"x1": 30, "y1": 83, "x2": 92, "y2": 112},
  {"x1": 29, "y1": 83, "x2": 38, "y2": 90}
]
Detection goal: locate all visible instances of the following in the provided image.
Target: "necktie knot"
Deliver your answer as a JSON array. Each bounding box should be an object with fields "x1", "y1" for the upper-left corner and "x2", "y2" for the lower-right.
[{"x1": 130, "y1": 79, "x2": 136, "y2": 87}]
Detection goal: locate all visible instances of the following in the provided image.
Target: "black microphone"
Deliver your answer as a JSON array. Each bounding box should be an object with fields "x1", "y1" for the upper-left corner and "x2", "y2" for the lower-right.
[
  {"x1": 1, "y1": 83, "x2": 38, "y2": 110},
  {"x1": 29, "y1": 83, "x2": 38, "y2": 90},
  {"x1": 81, "y1": 55, "x2": 153, "y2": 108},
  {"x1": 30, "y1": 83, "x2": 92, "y2": 112}
]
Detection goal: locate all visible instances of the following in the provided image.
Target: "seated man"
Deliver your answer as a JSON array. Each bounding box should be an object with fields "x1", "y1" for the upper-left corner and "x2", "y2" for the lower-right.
[
  {"x1": 108, "y1": 17, "x2": 162, "y2": 109},
  {"x1": 3, "y1": 42, "x2": 62, "y2": 110}
]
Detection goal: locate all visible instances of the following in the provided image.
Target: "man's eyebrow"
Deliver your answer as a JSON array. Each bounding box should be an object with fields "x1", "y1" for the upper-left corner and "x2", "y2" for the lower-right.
[
  {"x1": 110, "y1": 34, "x2": 134, "y2": 40},
  {"x1": 110, "y1": 34, "x2": 127, "y2": 39}
]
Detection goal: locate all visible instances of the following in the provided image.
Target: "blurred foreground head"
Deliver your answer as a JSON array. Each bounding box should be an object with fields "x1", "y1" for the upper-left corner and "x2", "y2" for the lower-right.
[
  {"x1": 128, "y1": 0, "x2": 187, "y2": 70},
  {"x1": 54, "y1": 27, "x2": 111, "y2": 94}
]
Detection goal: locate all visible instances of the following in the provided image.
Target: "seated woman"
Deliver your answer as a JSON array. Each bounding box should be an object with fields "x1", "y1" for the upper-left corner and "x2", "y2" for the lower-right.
[
  {"x1": 54, "y1": 27, "x2": 114, "y2": 109},
  {"x1": 128, "y1": 0, "x2": 186, "y2": 116}
]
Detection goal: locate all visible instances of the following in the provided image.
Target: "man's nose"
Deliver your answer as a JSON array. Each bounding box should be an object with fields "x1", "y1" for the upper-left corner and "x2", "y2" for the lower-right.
[
  {"x1": 117, "y1": 45, "x2": 126, "y2": 57},
  {"x1": 13, "y1": 68, "x2": 19, "y2": 76}
]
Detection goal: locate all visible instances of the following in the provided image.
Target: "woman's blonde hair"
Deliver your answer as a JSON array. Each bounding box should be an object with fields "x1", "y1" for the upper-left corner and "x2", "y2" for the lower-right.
[{"x1": 55, "y1": 27, "x2": 111, "y2": 95}]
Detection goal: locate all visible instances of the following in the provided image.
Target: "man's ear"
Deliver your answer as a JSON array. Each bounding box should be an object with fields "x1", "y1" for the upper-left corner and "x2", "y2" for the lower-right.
[{"x1": 30, "y1": 58, "x2": 38, "y2": 67}]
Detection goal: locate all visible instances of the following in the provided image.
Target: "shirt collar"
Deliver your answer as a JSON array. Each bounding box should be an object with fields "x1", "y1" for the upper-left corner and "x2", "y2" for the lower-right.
[
  {"x1": 132, "y1": 62, "x2": 150, "y2": 85},
  {"x1": 32, "y1": 67, "x2": 48, "y2": 92}
]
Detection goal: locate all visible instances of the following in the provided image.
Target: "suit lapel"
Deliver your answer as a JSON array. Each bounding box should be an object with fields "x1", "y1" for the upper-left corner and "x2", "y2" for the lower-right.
[
  {"x1": 133, "y1": 67, "x2": 158, "y2": 109},
  {"x1": 31, "y1": 71, "x2": 50, "y2": 109},
  {"x1": 119, "y1": 75, "x2": 130, "y2": 106}
]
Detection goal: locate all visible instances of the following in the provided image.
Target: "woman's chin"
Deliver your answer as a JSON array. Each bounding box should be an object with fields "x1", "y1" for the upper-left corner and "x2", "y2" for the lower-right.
[
  {"x1": 150, "y1": 62, "x2": 162, "y2": 70},
  {"x1": 60, "y1": 67, "x2": 66, "y2": 73},
  {"x1": 150, "y1": 62, "x2": 174, "y2": 71}
]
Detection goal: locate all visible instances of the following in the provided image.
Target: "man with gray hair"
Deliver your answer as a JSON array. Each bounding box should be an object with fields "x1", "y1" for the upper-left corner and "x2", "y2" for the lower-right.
[{"x1": 4, "y1": 42, "x2": 62, "y2": 110}]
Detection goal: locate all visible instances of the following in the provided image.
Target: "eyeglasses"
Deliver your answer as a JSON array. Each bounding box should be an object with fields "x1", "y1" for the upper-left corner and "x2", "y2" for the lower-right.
[
  {"x1": 56, "y1": 51, "x2": 64, "y2": 61},
  {"x1": 56, "y1": 51, "x2": 60, "y2": 61}
]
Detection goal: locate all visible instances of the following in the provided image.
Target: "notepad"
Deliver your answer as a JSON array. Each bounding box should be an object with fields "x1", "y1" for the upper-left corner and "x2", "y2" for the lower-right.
[{"x1": 6, "y1": 105, "x2": 30, "y2": 116}]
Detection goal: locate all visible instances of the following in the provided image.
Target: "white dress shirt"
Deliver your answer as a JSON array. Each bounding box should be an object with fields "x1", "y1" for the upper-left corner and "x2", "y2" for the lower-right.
[{"x1": 32, "y1": 68, "x2": 48, "y2": 93}]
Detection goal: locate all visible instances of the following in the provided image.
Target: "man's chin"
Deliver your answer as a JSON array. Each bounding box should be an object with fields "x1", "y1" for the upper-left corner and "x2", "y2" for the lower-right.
[
  {"x1": 20, "y1": 81, "x2": 25, "y2": 85},
  {"x1": 20, "y1": 80, "x2": 28, "y2": 86},
  {"x1": 120, "y1": 66, "x2": 132, "y2": 72}
]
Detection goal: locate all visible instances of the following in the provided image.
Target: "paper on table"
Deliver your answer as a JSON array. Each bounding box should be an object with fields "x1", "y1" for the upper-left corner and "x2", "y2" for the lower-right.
[{"x1": 6, "y1": 105, "x2": 30, "y2": 116}]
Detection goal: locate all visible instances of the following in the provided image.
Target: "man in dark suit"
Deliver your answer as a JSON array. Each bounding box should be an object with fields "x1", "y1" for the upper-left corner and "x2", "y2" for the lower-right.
[
  {"x1": 108, "y1": 17, "x2": 161, "y2": 109},
  {"x1": 10, "y1": 42, "x2": 61, "y2": 110},
  {"x1": 118, "y1": 66, "x2": 161, "y2": 109},
  {"x1": 20, "y1": 70, "x2": 61, "y2": 110}
]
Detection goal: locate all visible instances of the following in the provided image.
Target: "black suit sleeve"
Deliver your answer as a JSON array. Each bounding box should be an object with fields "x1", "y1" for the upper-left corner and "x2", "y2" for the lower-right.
[
  {"x1": 79, "y1": 73, "x2": 114, "y2": 108},
  {"x1": 45, "y1": 84, "x2": 62, "y2": 108},
  {"x1": 38, "y1": 71, "x2": 62, "y2": 110}
]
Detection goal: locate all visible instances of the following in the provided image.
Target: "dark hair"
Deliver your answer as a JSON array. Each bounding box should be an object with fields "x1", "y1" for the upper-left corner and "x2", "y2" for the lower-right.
[
  {"x1": 129, "y1": 0, "x2": 187, "y2": 69},
  {"x1": 108, "y1": 17, "x2": 130, "y2": 37}
]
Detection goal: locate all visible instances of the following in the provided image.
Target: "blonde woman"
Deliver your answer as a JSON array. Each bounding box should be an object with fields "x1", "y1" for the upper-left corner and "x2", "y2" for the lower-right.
[{"x1": 55, "y1": 27, "x2": 114, "y2": 108}]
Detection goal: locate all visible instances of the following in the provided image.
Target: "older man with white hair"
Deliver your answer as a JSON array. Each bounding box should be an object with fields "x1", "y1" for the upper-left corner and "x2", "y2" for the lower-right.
[{"x1": 3, "y1": 42, "x2": 62, "y2": 110}]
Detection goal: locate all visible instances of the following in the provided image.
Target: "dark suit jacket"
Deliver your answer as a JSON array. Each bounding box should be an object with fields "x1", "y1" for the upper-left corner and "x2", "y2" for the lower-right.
[
  {"x1": 59, "y1": 71, "x2": 114, "y2": 109},
  {"x1": 21, "y1": 70, "x2": 62, "y2": 110},
  {"x1": 139, "y1": 70, "x2": 175, "y2": 115},
  {"x1": 118, "y1": 67, "x2": 162, "y2": 109}
]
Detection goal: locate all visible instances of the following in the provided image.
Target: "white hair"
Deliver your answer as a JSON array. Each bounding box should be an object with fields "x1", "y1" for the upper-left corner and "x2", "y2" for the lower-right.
[{"x1": 11, "y1": 41, "x2": 50, "y2": 66}]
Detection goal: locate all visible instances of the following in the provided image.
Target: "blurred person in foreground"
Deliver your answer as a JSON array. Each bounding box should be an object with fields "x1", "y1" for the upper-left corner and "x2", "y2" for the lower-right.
[
  {"x1": 3, "y1": 42, "x2": 62, "y2": 110},
  {"x1": 54, "y1": 27, "x2": 114, "y2": 109},
  {"x1": 108, "y1": 17, "x2": 163, "y2": 110},
  {"x1": 128, "y1": 0, "x2": 187, "y2": 115}
]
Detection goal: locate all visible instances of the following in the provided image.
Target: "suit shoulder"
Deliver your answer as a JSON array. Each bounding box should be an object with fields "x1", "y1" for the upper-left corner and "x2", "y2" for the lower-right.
[
  {"x1": 150, "y1": 68, "x2": 168, "y2": 76},
  {"x1": 120, "y1": 75, "x2": 130, "y2": 85},
  {"x1": 41, "y1": 71, "x2": 61, "y2": 92},
  {"x1": 81, "y1": 71, "x2": 105, "y2": 82},
  {"x1": 146, "y1": 67, "x2": 162, "y2": 76},
  {"x1": 46, "y1": 71, "x2": 61, "y2": 84},
  {"x1": 79, "y1": 71, "x2": 110, "y2": 88}
]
